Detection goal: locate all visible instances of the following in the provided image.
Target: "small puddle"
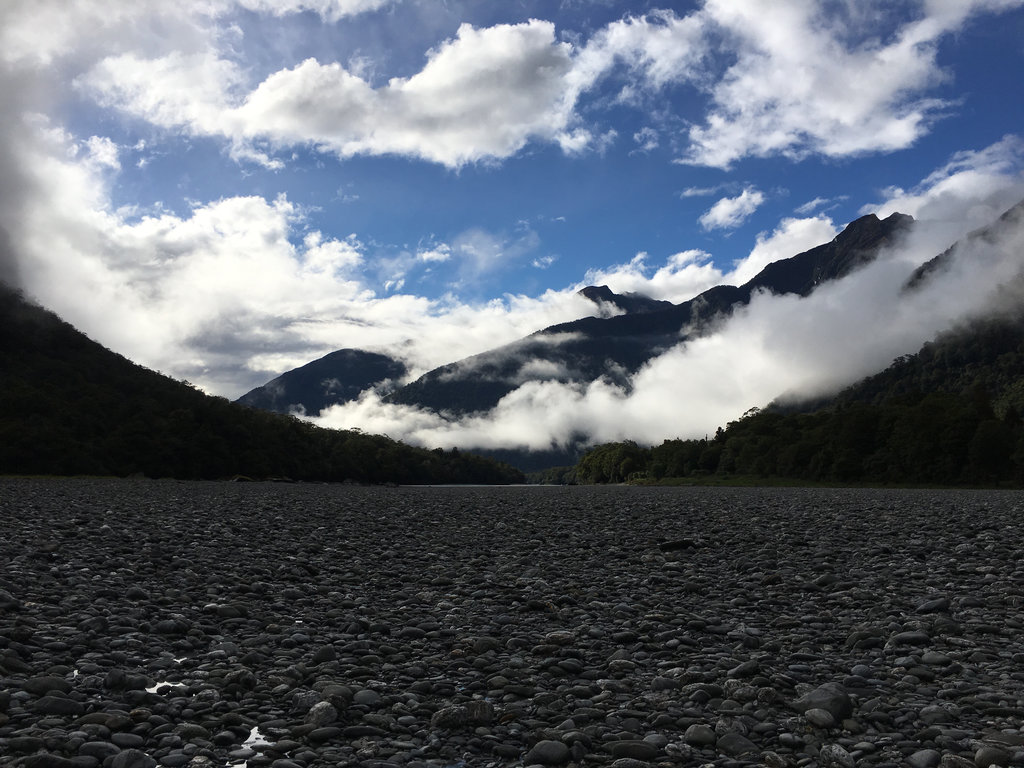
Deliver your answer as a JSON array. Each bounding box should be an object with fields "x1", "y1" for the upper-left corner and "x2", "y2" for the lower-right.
[
  {"x1": 231, "y1": 726, "x2": 275, "y2": 768},
  {"x1": 145, "y1": 681, "x2": 188, "y2": 694}
]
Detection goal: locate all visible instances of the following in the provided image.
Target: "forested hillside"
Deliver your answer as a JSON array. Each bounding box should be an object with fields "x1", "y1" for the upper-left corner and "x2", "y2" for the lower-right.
[
  {"x1": 0, "y1": 285, "x2": 523, "y2": 484},
  {"x1": 574, "y1": 314, "x2": 1024, "y2": 487}
]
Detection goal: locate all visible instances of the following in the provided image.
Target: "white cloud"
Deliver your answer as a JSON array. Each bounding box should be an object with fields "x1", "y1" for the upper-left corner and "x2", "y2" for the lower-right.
[
  {"x1": 78, "y1": 19, "x2": 587, "y2": 169},
  {"x1": 80, "y1": 51, "x2": 246, "y2": 133},
  {"x1": 585, "y1": 1, "x2": 1024, "y2": 168},
  {"x1": 632, "y1": 126, "x2": 659, "y2": 152},
  {"x1": 572, "y1": 9, "x2": 708, "y2": 94},
  {"x1": 680, "y1": 185, "x2": 722, "y2": 198},
  {"x1": 417, "y1": 243, "x2": 451, "y2": 263},
  {"x1": 82, "y1": 136, "x2": 121, "y2": 171},
  {"x1": 233, "y1": 0, "x2": 396, "y2": 22},
  {"x1": 724, "y1": 216, "x2": 839, "y2": 286},
  {"x1": 579, "y1": 249, "x2": 722, "y2": 303},
  {"x1": 793, "y1": 196, "x2": 849, "y2": 217},
  {"x1": 699, "y1": 187, "x2": 764, "y2": 230},
  {"x1": 864, "y1": 135, "x2": 1024, "y2": 225}
]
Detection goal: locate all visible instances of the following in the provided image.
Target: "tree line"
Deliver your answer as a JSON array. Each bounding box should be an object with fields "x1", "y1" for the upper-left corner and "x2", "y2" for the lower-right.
[
  {"x1": 574, "y1": 314, "x2": 1024, "y2": 487},
  {"x1": 0, "y1": 285, "x2": 523, "y2": 484}
]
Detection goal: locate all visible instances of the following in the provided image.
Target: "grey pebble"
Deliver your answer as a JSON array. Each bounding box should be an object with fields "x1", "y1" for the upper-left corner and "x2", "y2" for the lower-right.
[{"x1": 819, "y1": 744, "x2": 856, "y2": 768}]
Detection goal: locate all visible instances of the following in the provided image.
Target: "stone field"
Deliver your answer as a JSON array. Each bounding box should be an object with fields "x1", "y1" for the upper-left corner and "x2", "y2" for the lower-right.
[{"x1": 1, "y1": 479, "x2": 1023, "y2": 768}]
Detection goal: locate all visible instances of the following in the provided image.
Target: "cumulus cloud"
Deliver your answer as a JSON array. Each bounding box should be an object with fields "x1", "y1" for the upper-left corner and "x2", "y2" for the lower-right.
[
  {"x1": 568, "y1": 1, "x2": 1024, "y2": 169},
  {"x1": 579, "y1": 250, "x2": 721, "y2": 303},
  {"x1": 233, "y1": 0, "x2": 396, "y2": 22},
  {"x1": 572, "y1": 9, "x2": 708, "y2": 94},
  {"x1": 680, "y1": 0, "x2": 1024, "y2": 167},
  {"x1": 22, "y1": 0, "x2": 1023, "y2": 172},
  {"x1": 418, "y1": 243, "x2": 451, "y2": 263},
  {"x1": 699, "y1": 187, "x2": 764, "y2": 230},
  {"x1": 78, "y1": 19, "x2": 586, "y2": 169}
]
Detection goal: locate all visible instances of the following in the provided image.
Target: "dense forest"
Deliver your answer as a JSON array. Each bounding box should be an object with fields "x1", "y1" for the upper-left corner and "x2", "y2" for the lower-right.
[
  {"x1": 573, "y1": 314, "x2": 1024, "y2": 487},
  {"x1": 0, "y1": 285, "x2": 524, "y2": 484}
]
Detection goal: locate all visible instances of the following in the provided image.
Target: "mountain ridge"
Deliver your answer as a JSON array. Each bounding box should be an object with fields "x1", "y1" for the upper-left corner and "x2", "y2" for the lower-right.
[
  {"x1": 384, "y1": 211, "x2": 914, "y2": 415},
  {"x1": 237, "y1": 348, "x2": 406, "y2": 416}
]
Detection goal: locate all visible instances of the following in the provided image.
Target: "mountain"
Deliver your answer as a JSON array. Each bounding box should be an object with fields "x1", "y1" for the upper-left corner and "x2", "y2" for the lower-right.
[
  {"x1": 387, "y1": 211, "x2": 914, "y2": 415},
  {"x1": 570, "y1": 309, "x2": 1024, "y2": 486},
  {"x1": 574, "y1": 312, "x2": 1024, "y2": 487},
  {"x1": 0, "y1": 284, "x2": 523, "y2": 483},
  {"x1": 577, "y1": 284, "x2": 674, "y2": 315},
  {"x1": 570, "y1": 200, "x2": 1024, "y2": 486},
  {"x1": 237, "y1": 348, "x2": 405, "y2": 416}
]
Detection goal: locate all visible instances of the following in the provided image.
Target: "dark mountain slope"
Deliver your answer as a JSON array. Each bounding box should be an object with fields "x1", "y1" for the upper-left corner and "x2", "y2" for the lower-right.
[
  {"x1": 389, "y1": 211, "x2": 913, "y2": 415},
  {"x1": 572, "y1": 200, "x2": 1024, "y2": 486},
  {"x1": 829, "y1": 314, "x2": 1024, "y2": 416},
  {"x1": 237, "y1": 348, "x2": 405, "y2": 415},
  {"x1": 0, "y1": 284, "x2": 523, "y2": 483},
  {"x1": 578, "y1": 284, "x2": 674, "y2": 315},
  {"x1": 573, "y1": 316, "x2": 1024, "y2": 486}
]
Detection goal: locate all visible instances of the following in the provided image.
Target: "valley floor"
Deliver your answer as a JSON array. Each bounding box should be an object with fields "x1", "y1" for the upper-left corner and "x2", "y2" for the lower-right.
[{"x1": 1, "y1": 480, "x2": 1023, "y2": 768}]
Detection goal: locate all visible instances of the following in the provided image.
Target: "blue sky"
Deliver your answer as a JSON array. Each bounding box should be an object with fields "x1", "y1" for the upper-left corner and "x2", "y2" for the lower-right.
[{"x1": 2, "y1": 0, "x2": 1024, "y2": 445}]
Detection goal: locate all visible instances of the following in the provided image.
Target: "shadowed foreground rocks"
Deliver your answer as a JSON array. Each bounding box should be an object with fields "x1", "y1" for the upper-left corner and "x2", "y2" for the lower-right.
[{"x1": 1, "y1": 479, "x2": 1023, "y2": 768}]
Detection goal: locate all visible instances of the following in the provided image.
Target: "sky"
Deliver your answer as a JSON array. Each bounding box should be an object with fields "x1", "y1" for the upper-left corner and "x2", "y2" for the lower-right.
[{"x1": 3, "y1": 0, "x2": 1024, "y2": 451}]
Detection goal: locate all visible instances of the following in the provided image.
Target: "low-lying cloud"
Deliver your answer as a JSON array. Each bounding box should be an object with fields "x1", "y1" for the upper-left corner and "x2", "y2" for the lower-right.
[{"x1": 316, "y1": 182, "x2": 1024, "y2": 451}]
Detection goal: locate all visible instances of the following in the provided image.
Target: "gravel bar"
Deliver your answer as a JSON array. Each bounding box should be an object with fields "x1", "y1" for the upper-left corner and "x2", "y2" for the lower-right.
[{"x1": 1, "y1": 479, "x2": 1023, "y2": 768}]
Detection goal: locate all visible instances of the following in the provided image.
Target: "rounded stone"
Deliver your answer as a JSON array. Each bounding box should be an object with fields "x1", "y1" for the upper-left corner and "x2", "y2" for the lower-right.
[
  {"x1": 352, "y1": 689, "x2": 382, "y2": 707},
  {"x1": 110, "y1": 749, "x2": 158, "y2": 768},
  {"x1": 907, "y1": 748, "x2": 942, "y2": 768},
  {"x1": 684, "y1": 724, "x2": 717, "y2": 747},
  {"x1": 818, "y1": 744, "x2": 856, "y2": 768},
  {"x1": 524, "y1": 739, "x2": 571, "y2": 765},
  {"x1": 805, "y1": 708, "x2": 836, "y2": 728},
  {"x1": 975, "y1": 745, "x2": 1012, "y2": 768},
  {"x1": 609, "y1": 741, "x2": 660, "y2": 761}
]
